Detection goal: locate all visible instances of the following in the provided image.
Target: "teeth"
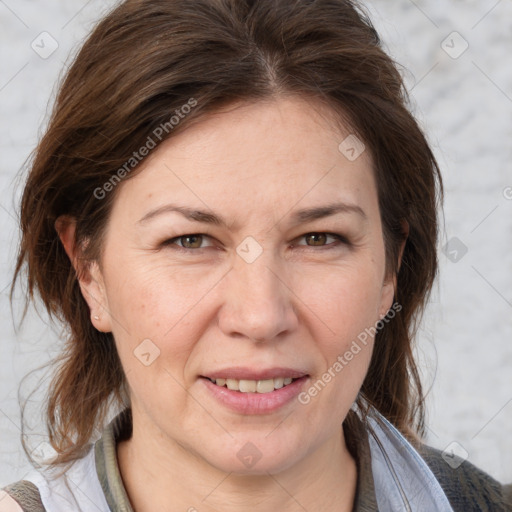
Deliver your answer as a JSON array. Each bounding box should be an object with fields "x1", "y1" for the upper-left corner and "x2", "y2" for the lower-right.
[
  {"x1": 210, "y1": 377, "x2": 297, "y2": 393},
  {"x1": 239, "y1": 380, "x2": 256, "y2": 392},
  {"x1": 256, "y1": 379, "x2": 274, "y2": 393},
  {"x1": 226, "y1": 379, "x2": 239, "y2": 391}
]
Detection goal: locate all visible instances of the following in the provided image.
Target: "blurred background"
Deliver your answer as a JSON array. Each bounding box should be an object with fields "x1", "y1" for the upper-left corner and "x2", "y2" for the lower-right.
[{"x1": 1, "y1": 0, "x2": 511, "y2": 486}]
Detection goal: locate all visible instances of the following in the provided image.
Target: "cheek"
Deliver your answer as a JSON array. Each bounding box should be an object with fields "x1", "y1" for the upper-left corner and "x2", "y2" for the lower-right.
[
  {"x1": 102, "y1": 255, "x2": 235, "y2": 398},
  {"x1": 104, "y1": 256, "x2": 214, "y2": 338},
  {"x1": 101, "y1": 263, "x2": 196, "y2": 376},
  {"x1": 296, "y1": 262, "x2": 383, "y2": 405},
  {"x1": 105, "y1": 267, "x2": 202, "y2": 416},
  {"x1": 299, "y1": 261, "x2": 384, "y2": 344}
]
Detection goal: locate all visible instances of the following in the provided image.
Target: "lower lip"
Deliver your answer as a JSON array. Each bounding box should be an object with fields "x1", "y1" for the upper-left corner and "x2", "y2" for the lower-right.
[{"x1": 202, "y1": 376, "x2": 309, "y2": 414}]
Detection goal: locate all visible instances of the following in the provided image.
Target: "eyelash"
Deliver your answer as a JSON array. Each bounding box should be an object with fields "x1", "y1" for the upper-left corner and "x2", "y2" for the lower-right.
[{"x1": 161, "y1": 232, "x2": 350, "y2": 253}]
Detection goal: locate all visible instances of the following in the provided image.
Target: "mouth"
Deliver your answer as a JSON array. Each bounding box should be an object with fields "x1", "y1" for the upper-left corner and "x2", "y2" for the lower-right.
[
  {"x1": 200, "y1": 369, "x2": 310, "y2": 414},
  {"x1": 205, "y1": 376, "x2": 300, "y2": 393}
]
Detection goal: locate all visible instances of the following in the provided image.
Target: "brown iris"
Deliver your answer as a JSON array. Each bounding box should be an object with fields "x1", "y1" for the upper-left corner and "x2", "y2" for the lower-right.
[
  {"x1": 304, "y1": 233, "x2": 328, "y2": 246},
  {"x1": 180, "y1": 235, "x2": 203, "y2": 248}
]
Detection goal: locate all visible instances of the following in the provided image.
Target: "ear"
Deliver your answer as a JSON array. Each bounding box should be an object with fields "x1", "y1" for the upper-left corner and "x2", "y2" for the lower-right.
[
  {"x1": 55, "y1": 215, "x2": 112, "y2": 333},
  {"x1": 379, "y1": 220, "x2": 409, "y2": 319}
]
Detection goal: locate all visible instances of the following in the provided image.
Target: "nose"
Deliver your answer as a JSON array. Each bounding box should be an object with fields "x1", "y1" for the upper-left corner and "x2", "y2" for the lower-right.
[{"x1": 216, "y1": 254, "x2": 299, "y2": 343}]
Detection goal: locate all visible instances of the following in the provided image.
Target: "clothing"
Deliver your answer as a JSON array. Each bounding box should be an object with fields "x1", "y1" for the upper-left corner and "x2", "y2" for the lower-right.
[{"x1": 2, "y1": 407, "x2": 511, "y2": 511}]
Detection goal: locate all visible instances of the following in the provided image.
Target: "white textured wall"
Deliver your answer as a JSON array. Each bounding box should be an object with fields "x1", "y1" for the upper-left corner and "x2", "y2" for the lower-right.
[{"x1": 1, "y1": 0, "x2": 511, "y2": 487}]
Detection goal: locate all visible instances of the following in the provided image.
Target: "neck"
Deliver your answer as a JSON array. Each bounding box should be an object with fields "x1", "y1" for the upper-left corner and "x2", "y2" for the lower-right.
[{"x1": 117, "y1": 411, "x2": 358, "y2": 512}]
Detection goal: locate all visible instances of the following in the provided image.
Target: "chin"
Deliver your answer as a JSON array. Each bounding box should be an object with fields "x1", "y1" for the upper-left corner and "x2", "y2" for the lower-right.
[{"x1": 198, "y1": 434, "x2": 306, "y2": 476}]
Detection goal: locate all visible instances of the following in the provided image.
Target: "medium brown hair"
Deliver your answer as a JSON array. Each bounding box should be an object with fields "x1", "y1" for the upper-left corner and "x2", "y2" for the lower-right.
[{"x1": 12, "y1": 0, "x2": 442, "y2": 465}]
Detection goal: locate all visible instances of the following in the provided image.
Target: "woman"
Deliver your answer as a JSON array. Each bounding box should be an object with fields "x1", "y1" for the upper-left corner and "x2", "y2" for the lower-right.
[{"x1": 1, "y1": 0, "x2": 511, "y2": 510}]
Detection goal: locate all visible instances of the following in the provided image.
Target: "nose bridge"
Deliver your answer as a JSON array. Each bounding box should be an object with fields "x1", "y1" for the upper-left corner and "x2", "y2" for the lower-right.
[
  {"x1": 238, "y1": 256, "x2": 280, "y2": 306},
  {"x1": 218, "y1": 246, "x2": 297, "y2": 342}
]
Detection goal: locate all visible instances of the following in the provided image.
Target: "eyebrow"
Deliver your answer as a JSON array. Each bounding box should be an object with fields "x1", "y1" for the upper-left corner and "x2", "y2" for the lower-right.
[{"x1": 137, "y1": 201, "x2": 367, "y2": 227}]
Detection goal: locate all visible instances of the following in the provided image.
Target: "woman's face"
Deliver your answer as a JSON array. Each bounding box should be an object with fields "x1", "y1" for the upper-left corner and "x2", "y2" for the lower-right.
[{"x1": 83, "y1": 96, "x2": 396, "y2": 474}]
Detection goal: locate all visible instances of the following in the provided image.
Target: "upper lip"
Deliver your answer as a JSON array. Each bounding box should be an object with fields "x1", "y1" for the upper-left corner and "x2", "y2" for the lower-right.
[{"x1": 202, "y1": 367, "x2": 309, "y2": 380}]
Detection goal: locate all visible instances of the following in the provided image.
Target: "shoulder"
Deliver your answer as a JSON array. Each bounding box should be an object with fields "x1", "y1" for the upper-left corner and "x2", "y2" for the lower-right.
[
  {"x1": 1, "y1": 481, "x2": 45, "y2": 512},
  {"x1": 0, "y1": 412, "x2": 130, "y2": 512},
  {"x1": 417, "y1": 443, "x2": 512, "y2": 512},
  {"x1": 1, "y1": 443, "x2": 109, "y2": 512}
]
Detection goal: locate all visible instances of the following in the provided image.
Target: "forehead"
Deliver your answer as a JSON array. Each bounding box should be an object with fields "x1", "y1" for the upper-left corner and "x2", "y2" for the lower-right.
[{"x1": 110, "y1": 96, "x2": 378, "y2": 226}]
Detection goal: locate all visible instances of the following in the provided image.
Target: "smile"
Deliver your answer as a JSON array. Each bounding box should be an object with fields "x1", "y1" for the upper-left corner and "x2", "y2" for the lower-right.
[{"x1": 201, "y1": 374, "x2": 310, "y2": 414}]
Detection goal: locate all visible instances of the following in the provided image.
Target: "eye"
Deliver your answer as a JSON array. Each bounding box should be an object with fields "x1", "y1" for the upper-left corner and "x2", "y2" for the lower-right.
[
  {"x1": 162, "y1": 234, "x2": 214, "y2": 251},
  {"x1": 295, "y1": 232, "x2": 349, "y2": 248}
]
